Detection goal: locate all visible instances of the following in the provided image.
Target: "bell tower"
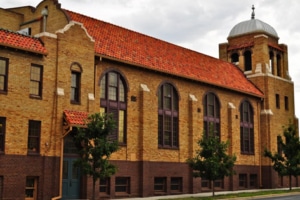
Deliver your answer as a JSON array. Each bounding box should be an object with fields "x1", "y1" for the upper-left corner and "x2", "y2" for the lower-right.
[{"x1": 219, "y1": 5, "x2": 297, "y2": 188}]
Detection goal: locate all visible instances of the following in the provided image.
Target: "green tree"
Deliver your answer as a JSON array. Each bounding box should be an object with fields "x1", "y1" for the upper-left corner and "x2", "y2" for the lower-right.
[
  {"x1": 73, "y1": 113, "x2": 119, "y2": 200},
  {"x1": 187, "y1": 131, "x2": 236, "y2": 196},
  {"x1": 264, "y1": 124, "x2": 300, "y2": 190}
]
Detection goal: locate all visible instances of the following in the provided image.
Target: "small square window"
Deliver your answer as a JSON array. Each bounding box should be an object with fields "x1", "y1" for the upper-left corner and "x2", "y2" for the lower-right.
[
  {"x1": 115, "y1": 177, "x2": 130, "y2": 194},
  {"x1": 170, "y1": 177, "x2": 182, "y2": 192},
  {"x1": 201, "y1": 178, "x2": 210, "y2": 188},
  {"x1": 99, "y1": 178, "x2": 110, "y2": 194},
  {"x1": 239, "y1": 174, "x2": 247, "y2": 188},
  {"x1": 25, "y1": 177, "x2": 38, "y2": 200},
  {"x1": 214, "y1": 179, "x2": 223, "y2": 188},
  {"x1": 154, "y1": 177, "x2": 167, "y2": 192}
]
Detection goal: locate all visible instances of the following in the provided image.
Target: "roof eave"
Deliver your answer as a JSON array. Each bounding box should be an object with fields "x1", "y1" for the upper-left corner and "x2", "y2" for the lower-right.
[
  {"x1": 0, "y1": 43, "x2": 47, "y2": 56},
  {"x1": 95, "y1": 53, "x2": 264, "y2": 99}
]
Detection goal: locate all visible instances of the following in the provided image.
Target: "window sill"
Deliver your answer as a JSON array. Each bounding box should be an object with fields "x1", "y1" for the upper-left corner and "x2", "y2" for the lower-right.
[
  {"x1": 27, "y1": 151, "x2": 40, "y2": 156},
  {"x1": 158, "y1": 146, "x2": 179, "y2": 150},
  {"x1": 70, "y1": 101, "x2": 81, "y2": 105},
  {"x1": 30, "y1": 95, "x2": 42, "y2": 100},
  {"x1": 241, "y1": 152, "x2": 255, "y2": 155}
]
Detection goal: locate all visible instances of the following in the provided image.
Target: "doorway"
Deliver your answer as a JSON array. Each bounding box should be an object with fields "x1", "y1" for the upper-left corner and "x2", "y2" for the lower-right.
[
  {"x1": 62, "y1": 157, "x2": 80, "y2": 199},
  {"x1": 62, "y1": 132, "x2": 81, "y2": 199}
]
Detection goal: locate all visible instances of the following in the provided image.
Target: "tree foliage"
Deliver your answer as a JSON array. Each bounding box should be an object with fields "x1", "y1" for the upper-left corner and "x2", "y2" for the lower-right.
[
  {"x1": 264, "y1": 123, "x2": 300, "y2": 190},
  {"x1": 73, "y1": 112, "x2": 119, "y2": 200},
  {"x1": 187, "y1": 131, "x2": 236, "y2": 196}
]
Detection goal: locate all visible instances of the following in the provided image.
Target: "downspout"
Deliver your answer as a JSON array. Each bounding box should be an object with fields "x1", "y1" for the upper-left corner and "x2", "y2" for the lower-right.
[
  {"x1": 52, "y1": 127, "x2": 72, "y2": 200},
  {"x1": 51, "y1": 29, "x2": 61, "y2": 200},
  {"x1": 258, "y1": 98, "x2": 262, "y2": 188}
]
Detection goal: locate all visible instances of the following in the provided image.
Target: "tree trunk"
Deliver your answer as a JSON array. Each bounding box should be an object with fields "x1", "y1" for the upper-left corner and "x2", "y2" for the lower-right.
[
  {"x1": 92, "y1": 178, "x2": 96, "y2": 200},
  {"x1": 212, "y1": 180, "x2": 215, "y2": 196},
  {"x1": 289, "y1": 174, "x2": 292, "y2": 190}
]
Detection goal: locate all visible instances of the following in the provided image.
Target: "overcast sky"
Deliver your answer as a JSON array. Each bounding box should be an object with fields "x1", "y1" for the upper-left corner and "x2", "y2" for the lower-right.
[{"x1": 2, "y1": 0, "x2": 300, "y2": 119}]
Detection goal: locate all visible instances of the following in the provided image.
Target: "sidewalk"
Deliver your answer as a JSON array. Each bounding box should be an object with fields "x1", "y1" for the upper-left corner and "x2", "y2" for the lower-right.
[{"x1": 112, "y1": 188, "x2": 300, "y2": 200}]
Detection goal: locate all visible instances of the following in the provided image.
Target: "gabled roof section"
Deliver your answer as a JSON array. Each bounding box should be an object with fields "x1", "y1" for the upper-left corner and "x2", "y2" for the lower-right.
[
  {"x1": 64, "y1": 110, "x2": 88, "y2": 127},
  {"x1": 65, "y1": 10, "x2": 263, "y2": 97},
  {"x1": 0, "y1": 28, "x2": 47, "y2": 55}
]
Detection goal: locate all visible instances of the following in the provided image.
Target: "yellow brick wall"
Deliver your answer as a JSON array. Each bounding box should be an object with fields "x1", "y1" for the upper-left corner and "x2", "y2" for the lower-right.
[
  {"x1": 0, "y1": 49, "x2": 57, "y2": 156},
  {"x1": 95, "y1": 60, "x2": 261, "y2": 166},
  {"x1": 0, "y1": 9, "x2": 23, "y2": 31}
]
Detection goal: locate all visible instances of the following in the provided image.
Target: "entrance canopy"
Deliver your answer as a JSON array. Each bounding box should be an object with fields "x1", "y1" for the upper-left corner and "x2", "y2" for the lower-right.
[{"x1": 63, "y1": 110, "x2": 89, "y2": 128}]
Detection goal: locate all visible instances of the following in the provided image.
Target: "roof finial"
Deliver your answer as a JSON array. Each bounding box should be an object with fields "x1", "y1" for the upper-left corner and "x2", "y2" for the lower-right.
[{"x1": 251, "y1": 5, "x2": 255, "y2": 19}]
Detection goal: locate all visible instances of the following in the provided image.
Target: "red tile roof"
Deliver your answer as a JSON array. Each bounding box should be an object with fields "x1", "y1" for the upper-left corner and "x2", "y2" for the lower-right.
[
  {"x1": 0, "y1": 29, "x2": 47, "y2": 55},
  {"x1": 65, "y1": 10, "x2": 263, "y2": 97},
  {"x1": 268, "y1": 42, "x2": 284, "y2": 52},
  {"x1": 64, "y1": 110, "x2": 88, "y2": 127}
]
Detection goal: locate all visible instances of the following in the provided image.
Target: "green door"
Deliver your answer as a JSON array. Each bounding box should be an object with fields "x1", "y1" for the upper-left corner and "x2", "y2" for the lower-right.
[{"x1": 62, "y1": 157, "x2": 80, "y2": 199}]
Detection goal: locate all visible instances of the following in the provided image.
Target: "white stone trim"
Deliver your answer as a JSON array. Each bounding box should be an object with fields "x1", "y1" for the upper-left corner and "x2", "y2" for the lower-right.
[
  {"x1": 35, "y1": 32, "x2": 57, "y2": 38},
  {"x1": 56, "y1": 21, "x2": 95, "y2": 42},
  {"x1": 228, "y1": 102, "x2": 236, "y2": 109},
  {"x1": 260, "y1": 109, "x2": 273, "y2": 115},
  {"x1": 189, "y1": 94, "x2": 197, "y2": 101},
  {"x1": 57, "y1": 87, "x2": 64, "y2": 96},
  {"x1": 88, "y1": 93, "x2": 95, "y2": 100},
  {"x1": 140, "y1": 84, "x2": 150, "y2": 92}
]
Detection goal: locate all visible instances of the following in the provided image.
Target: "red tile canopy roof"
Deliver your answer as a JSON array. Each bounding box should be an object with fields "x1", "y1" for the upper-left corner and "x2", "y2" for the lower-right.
[
  {"x1": 65, "y1": 10, "x2": 263, "y2": 97},
  {"x1": 64, "y1": 110, "x2": 88, "y2": 127},
  {"x1": 0, "y1": 28, "x2": 47, "y2": 55}
]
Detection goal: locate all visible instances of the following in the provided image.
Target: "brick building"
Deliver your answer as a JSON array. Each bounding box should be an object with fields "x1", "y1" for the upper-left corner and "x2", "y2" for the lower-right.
[{"x1": 0, "y1": 1, "x2": 298, "y2": 199}]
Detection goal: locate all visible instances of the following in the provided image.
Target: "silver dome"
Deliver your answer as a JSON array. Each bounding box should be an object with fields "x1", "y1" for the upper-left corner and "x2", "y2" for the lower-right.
[{"x1": 228, "y1": 18, "x2": 278, "y2": 38}]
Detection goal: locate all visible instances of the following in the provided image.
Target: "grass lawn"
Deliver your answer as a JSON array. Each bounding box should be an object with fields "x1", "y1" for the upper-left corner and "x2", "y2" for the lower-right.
[{"x1": 162, "y1": 189, "x2": 300, "y2": 200}]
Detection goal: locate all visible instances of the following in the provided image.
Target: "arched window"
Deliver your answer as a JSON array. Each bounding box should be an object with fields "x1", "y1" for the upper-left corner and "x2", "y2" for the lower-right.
[
  {"x1": 203, "y1": 92, "x2": 220, "y2": 138},
  {"x1": 269, "y1": 51, "x2": 274, "y2": 74},
  {"x1": 240, "y1": 100, "x2": 254, "y2": 154},
  {"x1": 244, "y1": 50, "x2": 252, "y2": 71},
  {"x1": 231, "y1": 52, "x2": 239, "y2": 64},
  {"x1": 100, "y1": 71, "x2": 127, "y2": 144},
  {"x1": 158, "y1": 83, "x2": 179, "y2": 148},
  {"x1": 70, "y1": 63, "x2": 82, "y2": 104},
  {"x1": 277, "y1": 54, "x2": 281, "y2": 77}
]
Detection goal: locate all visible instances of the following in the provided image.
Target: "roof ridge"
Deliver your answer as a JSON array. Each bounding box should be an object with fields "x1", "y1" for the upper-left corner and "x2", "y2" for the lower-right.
[{"x1": 63, "y1": 9, "x2": 218, "y2": 60}]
